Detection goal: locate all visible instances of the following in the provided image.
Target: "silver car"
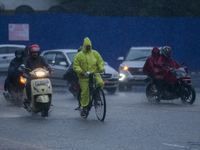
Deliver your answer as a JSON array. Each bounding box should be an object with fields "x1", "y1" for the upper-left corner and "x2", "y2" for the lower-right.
[
  {"x1": 0, "y1": 44, "x2": 26, "y2": 72},
  {"x1": 117, "y1": 47, "x2": 152, "y2": 91},
  {"x1": 41, "y1": 49, "x2": 77, "y2": 87},
  {"x1": 41, "y1": 49, "x2": 119, "y2": 94}
]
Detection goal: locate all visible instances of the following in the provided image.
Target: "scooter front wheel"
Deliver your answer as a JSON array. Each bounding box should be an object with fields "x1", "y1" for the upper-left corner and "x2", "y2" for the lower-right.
[{"x1": 41, "y1": 103, "x2": 49, "y2": 117}]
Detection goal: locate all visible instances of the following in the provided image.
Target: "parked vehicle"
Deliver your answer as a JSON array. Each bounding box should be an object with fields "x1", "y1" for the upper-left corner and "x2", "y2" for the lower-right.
[
  {"x1": 41, "y1": 49, "x2": 119, "y2": 94},
  {"x1": 145, "y1": 65, "x2": 196, "y2": 104},
  {"x1": 22, "y1": 65, "x2": 53, "y2": 117},
  {"x1": 117, "y1": 47, "x2": 152, "y2": 91},
  {"x1": 0, "y1": 44, "x2": 26, "y2": 72}
]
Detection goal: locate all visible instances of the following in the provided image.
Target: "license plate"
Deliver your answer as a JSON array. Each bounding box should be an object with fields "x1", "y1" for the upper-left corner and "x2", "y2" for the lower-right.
[
  {"x1": 35, "y1": 80, "x2": 49, "y2": 85},
  {"x1": 103, "y1": 79, "x2": 109, "y2": 83}
]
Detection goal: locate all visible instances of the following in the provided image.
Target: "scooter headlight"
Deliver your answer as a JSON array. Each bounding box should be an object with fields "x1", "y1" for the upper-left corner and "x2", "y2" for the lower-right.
[{"x1": 35, "y1": 71, "x2": 45, "y2": 77}]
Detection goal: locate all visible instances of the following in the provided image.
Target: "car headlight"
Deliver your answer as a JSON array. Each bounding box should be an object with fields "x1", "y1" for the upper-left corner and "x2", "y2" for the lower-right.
[
  {"x1": 119, "y1": 73, "x2": 126, "y2": 81},
  {"x1": 120, "y1": 65, "x2": 129, "y2": 71},
  {"x1": 35, "y1": 71, "x2": 46, "y2": 77}
]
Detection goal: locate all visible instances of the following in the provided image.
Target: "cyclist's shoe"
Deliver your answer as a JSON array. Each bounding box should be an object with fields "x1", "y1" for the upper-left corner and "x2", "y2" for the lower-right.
[{"x1": 81, "y1": 107, "x2": 88, "y2": 117}]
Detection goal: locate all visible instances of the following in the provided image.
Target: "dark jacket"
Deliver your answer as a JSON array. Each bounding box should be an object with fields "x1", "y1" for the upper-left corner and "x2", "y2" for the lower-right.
[
  {"x1": 4, "y1": 57, "x2": 24, "y2": 91},
  {"x1": 23, "y1": 56, "x2": 53, "y2": 74}
]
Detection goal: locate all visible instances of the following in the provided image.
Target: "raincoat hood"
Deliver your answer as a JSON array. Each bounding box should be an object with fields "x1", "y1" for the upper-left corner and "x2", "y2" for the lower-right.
[
  {"x1": 73, "y1": 37, "x2": 105, "y2": 78},
  {"x1": 152, "y1": 46, "x2": 160, "y2": 54},
  {"x1": 83, "y1": 37, "x2": 92, "y2": 52},
  {"x1": 15, "y1": 48, "x2": 24, "y2": 57}
]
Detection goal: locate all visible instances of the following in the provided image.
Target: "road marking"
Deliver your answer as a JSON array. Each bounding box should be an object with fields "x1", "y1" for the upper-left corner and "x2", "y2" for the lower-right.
[{"x1": 162, "y1": 143, "x2": 199, "y2": 150}]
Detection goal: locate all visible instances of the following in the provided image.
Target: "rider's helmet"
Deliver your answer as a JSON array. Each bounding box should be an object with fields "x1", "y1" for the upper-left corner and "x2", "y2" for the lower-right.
[
  {"x1": 78, "y1": 46, "x2": 83, "y2": 53},
  {"x1": 15, "y1": 48, "x2": 24, "y2": 59},
  {"x1": 161, "y1": 46, "x2": 172, "y2": 59},
  {"x1": 29, "y1": 44, "x2": 40, "y2": 56}
]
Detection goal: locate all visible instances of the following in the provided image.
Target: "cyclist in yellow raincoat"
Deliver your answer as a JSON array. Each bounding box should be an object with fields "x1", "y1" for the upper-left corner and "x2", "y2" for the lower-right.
[{"x1": 73, "y1": 37, "x2": 105, "y2": 116}]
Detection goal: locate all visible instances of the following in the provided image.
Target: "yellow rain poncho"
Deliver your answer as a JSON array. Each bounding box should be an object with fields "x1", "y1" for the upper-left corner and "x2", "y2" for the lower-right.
[{"x1": 73, "y1": 37, "x2": 105, "y2": 107}]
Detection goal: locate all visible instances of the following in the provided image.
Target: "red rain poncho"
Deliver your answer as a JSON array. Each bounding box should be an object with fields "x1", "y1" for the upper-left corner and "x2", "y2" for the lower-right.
[{"x1": 143, "y1": 46, "x2": 161, "y2": 75}]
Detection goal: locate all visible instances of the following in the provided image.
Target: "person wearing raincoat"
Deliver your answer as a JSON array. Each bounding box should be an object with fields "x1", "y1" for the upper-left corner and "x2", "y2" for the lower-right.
[
  {"x1": 143, "y1": 46, "x2": 161, "y2": 77},
  {"x1": 73, "y1": 37, "x2": 105, "y2": 116}
]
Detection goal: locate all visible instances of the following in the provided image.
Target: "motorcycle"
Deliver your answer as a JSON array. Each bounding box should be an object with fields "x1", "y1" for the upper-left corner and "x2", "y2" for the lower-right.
[
  {"x1": 3, "y1": 76, "x2": 26, "y2": 106},
  {"x1": 21, "y1": 64, "x2": 53, "y2": 117},
  {"x1": 145, "y1": 64, "x2": 196, "y2": 104},
  {"x1": 66, "y1": 80, "x2": 80, "y2": 97}
]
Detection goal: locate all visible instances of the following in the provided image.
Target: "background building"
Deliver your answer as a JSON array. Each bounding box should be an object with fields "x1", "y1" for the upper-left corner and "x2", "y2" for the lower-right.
[{"x1": 0, "y1": 0, "x2": 65, "y2": 15}]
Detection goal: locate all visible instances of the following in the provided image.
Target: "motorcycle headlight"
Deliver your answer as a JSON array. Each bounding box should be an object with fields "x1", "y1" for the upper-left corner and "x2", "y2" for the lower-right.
[{"x1": 35, "y1": 71, "x2": 45, "y2": 77}]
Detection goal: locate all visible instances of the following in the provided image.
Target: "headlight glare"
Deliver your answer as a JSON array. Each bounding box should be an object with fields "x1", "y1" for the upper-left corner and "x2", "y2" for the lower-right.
[
  {"x1": 123, "y1": 66, "x2": 128, "y2": 71},
  {"x1": 119, "y1": 73, "x2": 126, "y2": 81},
  {"x1": 35, "y1": 71, "x2": 45, "y2": 77}
]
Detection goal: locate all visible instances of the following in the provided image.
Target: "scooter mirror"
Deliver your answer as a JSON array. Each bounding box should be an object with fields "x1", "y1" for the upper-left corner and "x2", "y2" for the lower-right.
[
  {"x1": 51, "y1": 61, "x2": 55, "y2": 66},
  {"x1": 20, "y1": 64, "x2": 25, "y2": 69}
]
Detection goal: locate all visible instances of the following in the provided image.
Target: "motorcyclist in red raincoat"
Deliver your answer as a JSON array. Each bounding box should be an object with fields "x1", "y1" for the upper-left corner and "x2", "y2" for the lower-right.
[
  {"x1": 158, "y1": 46, "x2": 186, "y2": 86},
  {"x1": 143, "y1": 46, "x2": 161, "y2": 77}
]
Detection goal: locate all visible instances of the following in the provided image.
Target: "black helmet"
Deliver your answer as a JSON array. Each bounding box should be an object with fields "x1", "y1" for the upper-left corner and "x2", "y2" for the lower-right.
[
  {"x1": 15, "y1": 48, "x2": 24, "y2": 59},
  {"x1": 161, "y1": 46, "x2": 172, "y2": 58}
]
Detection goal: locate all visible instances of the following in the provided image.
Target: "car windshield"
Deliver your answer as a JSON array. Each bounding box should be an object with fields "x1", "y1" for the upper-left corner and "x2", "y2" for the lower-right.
[
  {"x1": 66, "y1": 52, "x2": 77, "y2": 62},
  {"x1": 125, "y1": 49, "x2": 151, "y2": 61}
]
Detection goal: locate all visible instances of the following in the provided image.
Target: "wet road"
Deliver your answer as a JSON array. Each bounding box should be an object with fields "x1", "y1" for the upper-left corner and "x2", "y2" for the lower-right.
[{"x1": 0, "y1": 75, "x2": 200, "y2": 150}]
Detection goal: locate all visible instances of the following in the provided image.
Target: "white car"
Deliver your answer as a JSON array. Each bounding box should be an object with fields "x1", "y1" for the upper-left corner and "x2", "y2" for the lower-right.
[
  {"x1": 0, "y1": 44, "x2": 26, "y2": 72},
  {"x1": 117, "y1": 47, "x2": 153, "y2": 91},
  {"x1": 41, "y1": 49, "x2": 119, "y2": 94}
]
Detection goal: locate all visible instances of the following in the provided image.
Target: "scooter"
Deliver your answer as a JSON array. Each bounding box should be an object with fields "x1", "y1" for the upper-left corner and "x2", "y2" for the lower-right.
[{"x1": 21, "y1": 65, "x2": 53, "y2": 117}]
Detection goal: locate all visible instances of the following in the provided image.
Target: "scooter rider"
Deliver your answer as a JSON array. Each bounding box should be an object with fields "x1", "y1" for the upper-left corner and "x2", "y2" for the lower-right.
[
  {"x1": 22, "y1": 44, "x2": 54, "y2": 104},
  {"x1": 4, "y1": 48, "x2": 25, "y2": 93}
]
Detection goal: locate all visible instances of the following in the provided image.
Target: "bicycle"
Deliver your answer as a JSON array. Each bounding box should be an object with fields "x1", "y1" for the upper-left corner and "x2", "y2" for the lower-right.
[{"x1": 76, "y1": 71, "x2": 106, "y2": 121}]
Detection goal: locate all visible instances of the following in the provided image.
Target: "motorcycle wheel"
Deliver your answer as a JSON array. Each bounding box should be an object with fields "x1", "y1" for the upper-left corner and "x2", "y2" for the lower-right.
[
  {"x1": 181, "y1": 86, "x2": 196, "y2": 104},
  {"x1": 146, "y1": 83, "x2": 160, "y2": 102},
  {"x1": 41, "y1": 103, "x2": 49, "y2": 117}
]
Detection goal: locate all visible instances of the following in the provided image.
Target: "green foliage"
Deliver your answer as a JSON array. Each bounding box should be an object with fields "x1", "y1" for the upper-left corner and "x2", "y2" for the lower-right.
[{"x1": 57, "y1": 0, "x2": 200, "y2": 17}]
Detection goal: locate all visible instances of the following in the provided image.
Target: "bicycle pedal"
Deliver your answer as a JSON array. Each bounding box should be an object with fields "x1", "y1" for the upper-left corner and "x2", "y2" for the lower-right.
[{"x1": 75, "y1": 107, "x2": 80, "y2": 110}]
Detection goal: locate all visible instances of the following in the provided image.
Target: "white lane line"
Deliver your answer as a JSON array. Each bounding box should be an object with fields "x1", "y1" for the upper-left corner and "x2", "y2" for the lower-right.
[{"x1": 162, "y1": 143, "x2": 199, "y2": 150}]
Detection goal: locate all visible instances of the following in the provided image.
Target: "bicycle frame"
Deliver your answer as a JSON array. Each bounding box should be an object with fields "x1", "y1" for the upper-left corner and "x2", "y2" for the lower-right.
[{"x1": 77, "y1": 72, "x2": 106, "y2": 121}]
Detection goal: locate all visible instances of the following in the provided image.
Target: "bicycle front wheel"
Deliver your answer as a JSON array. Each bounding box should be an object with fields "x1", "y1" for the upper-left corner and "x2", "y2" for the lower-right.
[{"x1": 94, "y1": 88, "x2": 106, "y2": 121}]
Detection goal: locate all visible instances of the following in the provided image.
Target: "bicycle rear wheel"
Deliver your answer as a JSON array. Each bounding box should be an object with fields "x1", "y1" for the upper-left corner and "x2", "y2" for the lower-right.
[{"x1": 94, "y1": 88, "x2": 106, "y2": 121}]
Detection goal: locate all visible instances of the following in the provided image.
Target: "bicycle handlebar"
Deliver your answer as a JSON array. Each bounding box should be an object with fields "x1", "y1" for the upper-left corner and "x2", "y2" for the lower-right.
[{"x1": 83, "y1": 71, "x2": 104, "y2": 76}]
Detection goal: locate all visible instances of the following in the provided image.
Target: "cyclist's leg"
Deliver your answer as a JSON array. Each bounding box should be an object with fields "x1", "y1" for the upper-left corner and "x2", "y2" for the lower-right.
[
  {"x1": 79, "y1": 78, "x2": 90, "y2": 107},
  {"x1": 95, "y1": 75, "x2": 105, "y2": 100},
  {"x1": 96, "y1": 75, "x2": 105, "y2": 89}
]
